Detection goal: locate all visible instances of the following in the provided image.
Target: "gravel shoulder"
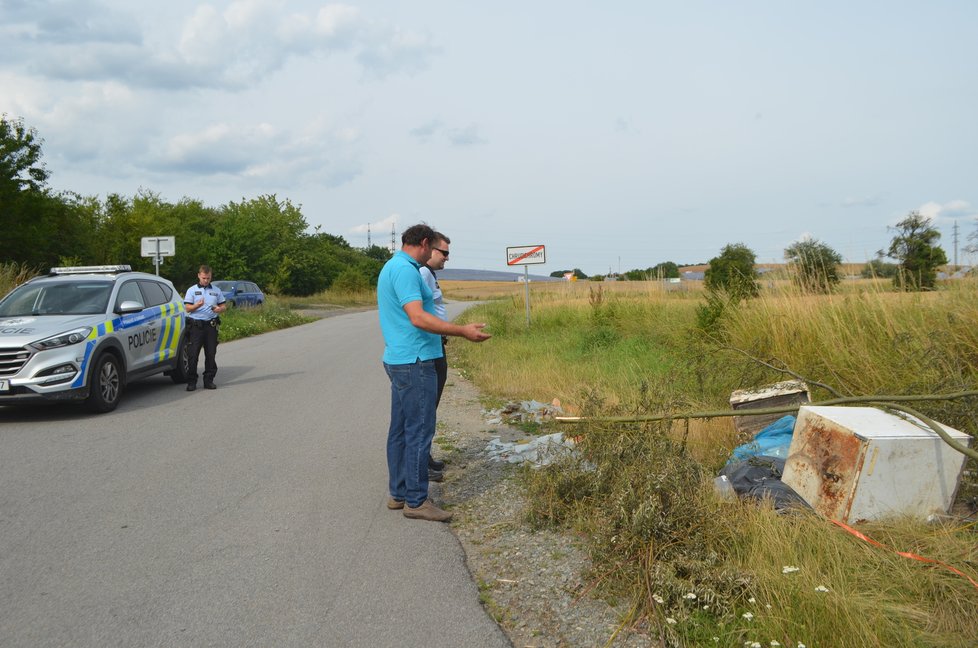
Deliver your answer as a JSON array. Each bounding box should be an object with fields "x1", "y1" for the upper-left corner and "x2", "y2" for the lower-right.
[
  {"x1": 432, "y1": 366, "x2": 651, "y2": 648},
  {"x1": 297, "y1": 304, "x2": 649, "y2": 645}
]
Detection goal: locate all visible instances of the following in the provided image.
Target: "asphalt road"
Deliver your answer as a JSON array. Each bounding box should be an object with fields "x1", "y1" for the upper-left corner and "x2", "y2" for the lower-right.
[{"x1": 0, "y1": 307, "x2": 510, "y2": 648}]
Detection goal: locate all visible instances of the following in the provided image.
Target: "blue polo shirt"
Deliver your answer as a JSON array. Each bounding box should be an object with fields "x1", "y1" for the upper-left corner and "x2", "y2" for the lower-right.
[
  {"x1": 377, "y1": 251, "x2": 443, "y2": 364},
  {"x1": 183, "y1": 284, "x2": 226, "y2": 321}
]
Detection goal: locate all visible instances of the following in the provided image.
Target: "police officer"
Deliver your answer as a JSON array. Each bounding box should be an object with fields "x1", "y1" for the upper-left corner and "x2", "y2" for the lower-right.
[{"x1": 184, "y1": 264, "x2": 227, "y2": 391}]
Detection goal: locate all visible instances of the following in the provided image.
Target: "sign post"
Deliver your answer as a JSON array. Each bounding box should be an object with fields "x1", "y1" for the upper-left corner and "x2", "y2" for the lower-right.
[
  {"x1": 141, "y1": 236, "x2": 176, "y2": 275},
  {"x1": 506, "y1": 245, "x2": 546, "y2": 326}
]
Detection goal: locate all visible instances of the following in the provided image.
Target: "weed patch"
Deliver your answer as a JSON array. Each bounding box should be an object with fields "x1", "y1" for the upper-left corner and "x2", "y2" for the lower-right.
[{"x1": 454, "y1": 278, "x2": 978, "y2": 646}]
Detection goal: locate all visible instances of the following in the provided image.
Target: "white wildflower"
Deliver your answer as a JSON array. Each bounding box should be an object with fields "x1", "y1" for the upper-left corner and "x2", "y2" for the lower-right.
[
  {"x1": 771, "y1": 642, "x2": 781, "y2": 647},
  {"x1": 713, "y1": 637, "x2": 720, "y2": 642},
  {"x1": 814, "y1": 585, "x2": 830, "y2": 593},
  {"x1": 782, "y1": 565, "x2": 800, "y2": 574},
  {"x1": 685, "y1": 593, "x2": 697, "y2": 600},
  {"x1": 702, "y1": 604, "x2": 710, "y2": 610},
  {"x1": 798, "y1": 643, "x2": 807, "y2": 648},
  {"x1": 666, "y1": 617, "x2": 677, "y2": 625},
  {"x1": 766, "y1": 604, "x2": 772, "y2": 610},
  {"x1": 748, "y1": 596, "x2": 756, "y2": 603},
  {"x1": 653, "y1": 594, "x2": 665, "y2": 604},
  {"x1": 742, "y1": 611, "x2": 754, "y2": 621}
]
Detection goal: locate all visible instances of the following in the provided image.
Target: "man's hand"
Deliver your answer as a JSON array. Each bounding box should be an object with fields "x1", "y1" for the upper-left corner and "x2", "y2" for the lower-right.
[
  {"x1": 403, "y1": 301, "x2": 491, "y2": 341},
  {"x1": 460, "y1": 322, "x2": 491, "y2": 342}
]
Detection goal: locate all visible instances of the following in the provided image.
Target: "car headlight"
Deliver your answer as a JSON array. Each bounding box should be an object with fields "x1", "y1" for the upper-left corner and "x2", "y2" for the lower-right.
[{"x1": 30, "y1": 327, "x2": 93, "y2": 351}]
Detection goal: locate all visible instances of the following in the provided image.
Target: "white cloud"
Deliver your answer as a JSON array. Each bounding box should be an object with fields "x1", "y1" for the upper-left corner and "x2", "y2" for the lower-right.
[
  {"x1": 350, "y1": 213, "x2": 398, "y2": 235},
  {"x1": 447, "y1": 123, "x2": 486, "y2": 147},
  {"x1": 152, "y1": 118, "x2": 362, "y2": 188},
  {"x1": 917, "y1": 199, "x2": 976, "y2": 222},
  {"x1": 842, "y1": 195, "x2": 883, "y2": 208},
  {"x1": 410, "y1": 119, "x2": 443, "y2": 142},
  {"x1": 0, "y1": 1, "x2": 431, "y2": 91},
  {"x1": 356, "y1": 25, "x2": 440, "y2": 78},
  {"x1": 410, "y1": 119, "x2": 485, "y2": 146}
]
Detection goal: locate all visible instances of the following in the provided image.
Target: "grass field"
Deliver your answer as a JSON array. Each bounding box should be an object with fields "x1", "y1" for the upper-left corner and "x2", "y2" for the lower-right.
[{"x1": 446, "y1": 277, "x2": 978, "y2": 647}]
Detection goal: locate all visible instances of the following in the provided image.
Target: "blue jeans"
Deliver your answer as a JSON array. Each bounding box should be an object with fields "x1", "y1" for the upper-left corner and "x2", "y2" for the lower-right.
[{"x1": 384, "y1": 360, "x2": 438, "y2": 508}]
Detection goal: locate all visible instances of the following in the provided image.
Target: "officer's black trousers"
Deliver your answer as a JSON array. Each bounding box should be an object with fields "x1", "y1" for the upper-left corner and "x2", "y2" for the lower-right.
[
  {"x1": 434, "y1": 340, "x2": 447, "y2": 407},
  {"x1": 187, "y1": 321, "x2": 219, "y2": 385}
]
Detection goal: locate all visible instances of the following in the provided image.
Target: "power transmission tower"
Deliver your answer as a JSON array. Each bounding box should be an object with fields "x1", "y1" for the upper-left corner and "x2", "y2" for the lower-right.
[
  {"x1": 367, "y1": 223, "x2": 372, "y2": 248},
  {"x1": 952, "y1": 220, "x2": 959, "y2": 268},
  {"x1": 391, "y1": 223, "x2": 396, "y2": 252}
]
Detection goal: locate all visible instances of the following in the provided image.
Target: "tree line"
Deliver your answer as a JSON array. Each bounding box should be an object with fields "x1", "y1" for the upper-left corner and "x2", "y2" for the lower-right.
[
  {"x1": 1, "y1": 114, "x2": 390, "y2": 294},
  {"x1": 552, "y1": 213, "x2": 950, "y2": 293}
]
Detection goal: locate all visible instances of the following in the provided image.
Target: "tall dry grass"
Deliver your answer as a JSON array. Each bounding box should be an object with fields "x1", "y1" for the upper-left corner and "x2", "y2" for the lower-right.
[
  {"x1": 451, "y1": 278, "x2": 978, "y2": 647},
  {"x1": 0, "y1": 262, "x2": 41, "y2": 298}
]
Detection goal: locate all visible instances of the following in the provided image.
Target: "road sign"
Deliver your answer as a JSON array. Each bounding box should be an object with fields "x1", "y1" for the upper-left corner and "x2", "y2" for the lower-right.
[
  {"x1": 141, "y1": 236, "x2": 175, "y2": 276},
  {"x1": 141, "y1": 236, "x2": 175, "y2": 257},
  {"x1": 506, "y1": 245, "x2": 546, "y2": 265}
]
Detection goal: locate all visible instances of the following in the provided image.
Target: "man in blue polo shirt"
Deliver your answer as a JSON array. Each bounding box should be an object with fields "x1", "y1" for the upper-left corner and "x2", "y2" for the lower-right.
[{"x1": 378, "y1": 223, "x2": 490, "y2": 522}]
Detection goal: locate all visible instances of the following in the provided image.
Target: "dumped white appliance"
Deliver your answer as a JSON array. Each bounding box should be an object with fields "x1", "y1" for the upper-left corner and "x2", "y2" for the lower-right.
[{"x1": 781, "y1": 406, "x2": 973, "y2": 523}]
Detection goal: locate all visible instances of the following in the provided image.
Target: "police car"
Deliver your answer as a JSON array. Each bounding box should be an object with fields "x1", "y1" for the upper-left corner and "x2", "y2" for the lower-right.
[{"x1": 0, "y1": 265, "x2": 188, "y2": 413}]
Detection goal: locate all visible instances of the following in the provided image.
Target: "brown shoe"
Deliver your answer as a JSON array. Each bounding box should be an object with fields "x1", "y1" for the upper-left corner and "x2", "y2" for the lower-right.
[
  {"x1": 387, "y1": 497, "x2": 405, "y2": 510},
  {"x1": 403, "y1": 499, "x2": 453, "y2": 522}
]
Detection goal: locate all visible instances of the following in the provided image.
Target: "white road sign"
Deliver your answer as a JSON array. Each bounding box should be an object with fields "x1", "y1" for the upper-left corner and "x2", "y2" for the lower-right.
[
  {"x1": 506, "y1": 245, "x2": 546, "y2": 266},
  {"x1": 141, "y1": 236, "x2": 176, "y2": 257}
]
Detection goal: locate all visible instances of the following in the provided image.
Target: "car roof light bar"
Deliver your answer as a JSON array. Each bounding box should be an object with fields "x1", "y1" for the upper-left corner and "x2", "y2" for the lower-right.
[{"x1": 49, "y1": 265, "x2": 133, "y2": 275}]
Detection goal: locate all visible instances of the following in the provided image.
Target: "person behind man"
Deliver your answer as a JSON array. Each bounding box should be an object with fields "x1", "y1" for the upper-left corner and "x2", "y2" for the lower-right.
[
  {"x1": 184, "y1": 265, "x2": 227, "y2": 391},
  {"x1": 418, "y1": 232, "x2": 451, "y2": 479},
  {"x1": 378, "y1": 224, "x2": 490, "y2": 522}
]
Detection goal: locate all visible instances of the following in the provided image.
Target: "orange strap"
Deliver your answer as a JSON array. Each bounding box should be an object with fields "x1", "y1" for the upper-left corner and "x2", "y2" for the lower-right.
[{"x1": 829, "y1": 519, "x2": 978, "y2": 591}]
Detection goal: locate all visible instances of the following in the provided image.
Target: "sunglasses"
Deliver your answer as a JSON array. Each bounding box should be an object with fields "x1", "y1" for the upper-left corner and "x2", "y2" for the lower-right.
[{"x1": 432, "y1": 247, "x2": 449, "y2": 258}]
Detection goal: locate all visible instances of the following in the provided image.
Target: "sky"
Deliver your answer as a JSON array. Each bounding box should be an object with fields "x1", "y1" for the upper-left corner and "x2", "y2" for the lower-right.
[{"x1": 2, "y1": 1, "x2": 977, "y2": 276}]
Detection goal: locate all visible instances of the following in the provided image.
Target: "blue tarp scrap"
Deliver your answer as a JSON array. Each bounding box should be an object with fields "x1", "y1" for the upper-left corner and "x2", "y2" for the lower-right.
[{"x1": 727, "y1": 414, "x2": 796, "y2": 464}]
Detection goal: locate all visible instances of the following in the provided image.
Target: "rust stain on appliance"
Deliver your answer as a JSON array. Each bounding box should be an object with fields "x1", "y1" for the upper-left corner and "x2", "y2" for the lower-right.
[{"x1": 791, "y1": 422, "x2": 867, "y2": 520}]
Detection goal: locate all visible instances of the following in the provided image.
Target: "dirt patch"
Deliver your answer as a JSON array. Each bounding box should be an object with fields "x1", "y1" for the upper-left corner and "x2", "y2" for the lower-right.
[{"x1": 431, "y1": 367, "x2": 650, "y2": 647}]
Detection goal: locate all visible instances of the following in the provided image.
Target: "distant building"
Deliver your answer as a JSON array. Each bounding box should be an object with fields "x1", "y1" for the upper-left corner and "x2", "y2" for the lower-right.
[{"x1": 937, "y1": 266, "x2": 973, "y2": 280}]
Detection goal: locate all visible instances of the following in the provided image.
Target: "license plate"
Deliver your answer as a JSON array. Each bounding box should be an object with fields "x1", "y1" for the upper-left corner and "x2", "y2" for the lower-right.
[{"x1": 0, "y1": 379, "x2": 8, "y2": 392}]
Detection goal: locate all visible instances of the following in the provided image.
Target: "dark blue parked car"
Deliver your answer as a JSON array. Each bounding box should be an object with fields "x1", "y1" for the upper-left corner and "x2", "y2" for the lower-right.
[{"x1": 213, "y1": 280, "x2": 265, "y2": 307}]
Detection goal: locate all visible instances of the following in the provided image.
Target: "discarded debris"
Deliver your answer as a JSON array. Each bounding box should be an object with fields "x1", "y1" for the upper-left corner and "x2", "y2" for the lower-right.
[
  {"x1": 485, "y1": 432, "x2": 577, "y2": 467},
  {"x1": 483, "y1": 399, "x2": 564, "y2": 426},
  {"x1": 728, "y1": 414, "x2": 797, "y2": 463},
  {"x1": 730, "y1": 380, "x2": 810, "y2": 437},
  {"x1": 717, "y1": 456, "x2": 811, "y2": 511}
]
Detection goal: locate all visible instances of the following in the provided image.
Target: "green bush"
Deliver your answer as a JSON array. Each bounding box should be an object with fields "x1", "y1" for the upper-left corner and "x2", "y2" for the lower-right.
[{"x1": 330, "y1": 268, "x2": 371, "y2": 293}]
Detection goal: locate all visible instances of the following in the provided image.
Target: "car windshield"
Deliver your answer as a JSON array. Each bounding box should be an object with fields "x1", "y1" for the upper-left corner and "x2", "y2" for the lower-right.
[
  {"x1": 213, "y1": 281, "x2": 234, "y2": 291},
  {"x1": 0, "y1": 281, "x2": 112, "y2": 316}
]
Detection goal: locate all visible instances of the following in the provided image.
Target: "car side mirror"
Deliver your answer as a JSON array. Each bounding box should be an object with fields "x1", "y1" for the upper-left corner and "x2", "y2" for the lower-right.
[{"x1": 117, "y1": 300, "x2": 144, "y2": 314}]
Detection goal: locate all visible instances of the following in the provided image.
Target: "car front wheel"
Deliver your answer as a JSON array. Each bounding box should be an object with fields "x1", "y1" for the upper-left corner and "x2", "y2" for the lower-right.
[{"x1": 86, "y1": 353, "x2": 123, "y2": 413}]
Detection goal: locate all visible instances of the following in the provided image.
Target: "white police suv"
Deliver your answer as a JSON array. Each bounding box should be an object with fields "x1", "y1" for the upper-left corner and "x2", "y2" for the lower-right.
[{"x1": 0, "y1": 265, "x2": 188, "y2": 412}]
